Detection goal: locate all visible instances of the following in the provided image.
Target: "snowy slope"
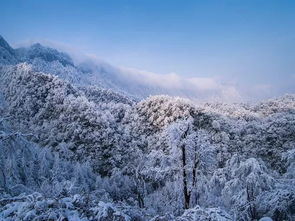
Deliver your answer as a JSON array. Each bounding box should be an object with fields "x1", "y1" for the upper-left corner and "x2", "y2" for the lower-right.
[
  {"x1": 0, "y1": 36, "x2": 18, "y2": 64},
  {"x1": 0, "y1": 35, "x2": 294, "y2": 220}
]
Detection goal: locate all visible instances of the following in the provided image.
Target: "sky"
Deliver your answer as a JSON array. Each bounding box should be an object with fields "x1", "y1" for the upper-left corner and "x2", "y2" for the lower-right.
[{"x1": 1, "y1": 0, "x2": 295, "y2": 101}]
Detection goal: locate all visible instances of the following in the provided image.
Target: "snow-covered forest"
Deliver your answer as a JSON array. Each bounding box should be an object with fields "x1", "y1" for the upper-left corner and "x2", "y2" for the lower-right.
[{"x1": 0, "y1": 35, "x2": 294, "y2": 221}]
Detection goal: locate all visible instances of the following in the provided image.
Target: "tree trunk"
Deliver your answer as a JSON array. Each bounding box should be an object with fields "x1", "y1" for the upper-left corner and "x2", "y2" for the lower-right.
[
  {"x1": 0, "y1": 168, "x2": 6, "y2": 190},
  {"x1": 181, "y1": 143, "x2": 190, "y2": 209},
  {"x1": 137, "y1": 191, "x2": 145, "y2": 208},
  {"x1": 190, "y1": 148, "x2": 199, "y2": 205},
  {"x1": 246, "y1": 184, "x2": 258, "y2": 220}
]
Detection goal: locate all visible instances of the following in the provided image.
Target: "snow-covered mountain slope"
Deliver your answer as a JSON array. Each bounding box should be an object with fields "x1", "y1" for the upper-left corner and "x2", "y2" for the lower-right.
[
  {"x1": 0, "y1": 36, "x2": 145, "y2": 99},
  {"x1": 0, "y1": 36, "x2": 18, "y2": 64},
  {"x1": 15, "y1": 43, "x2": 74, "y2": 66},
  {"x1": 0, "y1": 35, "x2": 295, "y2": 220},
  {"x1": 0, "y1": 112, "x2": 144, "y2": 221}
]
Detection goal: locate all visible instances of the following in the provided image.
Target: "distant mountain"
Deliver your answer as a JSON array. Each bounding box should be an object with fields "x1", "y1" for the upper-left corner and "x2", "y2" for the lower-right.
[
  {"x1": 0, "y1": 36, "x2": 148, "y2": 100},
  {"x1": 0, "y1": 35, "x2": 135, "y2": 105},
  {"x1": 0, "y1": 36, "x2": 242, "y2": 102},
  {"x1": 0, "y1": 35, "x2": 17, "y2": 64},
  {"x1": 15, "y1": 43, "x2": 74, "y2": 66},
  {"x1": 0, "y1": 36, "x2": 14, "y2": 55}
]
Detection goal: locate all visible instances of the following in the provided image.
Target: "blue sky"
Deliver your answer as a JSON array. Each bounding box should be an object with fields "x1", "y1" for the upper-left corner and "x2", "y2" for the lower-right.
[{"x1": 1, "y1": 0, "x2": 295, "y2": 100}]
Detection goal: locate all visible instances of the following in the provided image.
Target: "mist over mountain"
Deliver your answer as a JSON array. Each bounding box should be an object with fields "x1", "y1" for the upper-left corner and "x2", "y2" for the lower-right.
[
  {"x1": 1, "y1": 36, "x2": 242, "y2": 102},
  {"x1": 0, "y1": 35, "x2": 294, "y2": 221}
]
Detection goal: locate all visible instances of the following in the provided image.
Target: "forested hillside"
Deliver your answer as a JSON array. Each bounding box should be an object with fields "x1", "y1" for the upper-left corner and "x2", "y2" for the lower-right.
[{"x1": 0, "y1": 36, "x2": 294, "y2": 220}]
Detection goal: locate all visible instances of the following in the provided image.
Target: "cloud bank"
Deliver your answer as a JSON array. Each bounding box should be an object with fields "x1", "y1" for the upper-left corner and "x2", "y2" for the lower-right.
[{"x1": 117, "y1": 67, "x2": 242, "y2": 102}]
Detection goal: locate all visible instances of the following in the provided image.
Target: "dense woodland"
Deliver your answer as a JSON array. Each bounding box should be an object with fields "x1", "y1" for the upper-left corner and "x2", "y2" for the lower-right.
[{"x1": 0, "y1": 36, "x2": 294, "y2": 220}]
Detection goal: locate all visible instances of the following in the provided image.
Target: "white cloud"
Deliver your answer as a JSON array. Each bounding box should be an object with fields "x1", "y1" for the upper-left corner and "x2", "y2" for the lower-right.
[{"x1": 118, "y1": 67, "x2": 241, "y2": 102}]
